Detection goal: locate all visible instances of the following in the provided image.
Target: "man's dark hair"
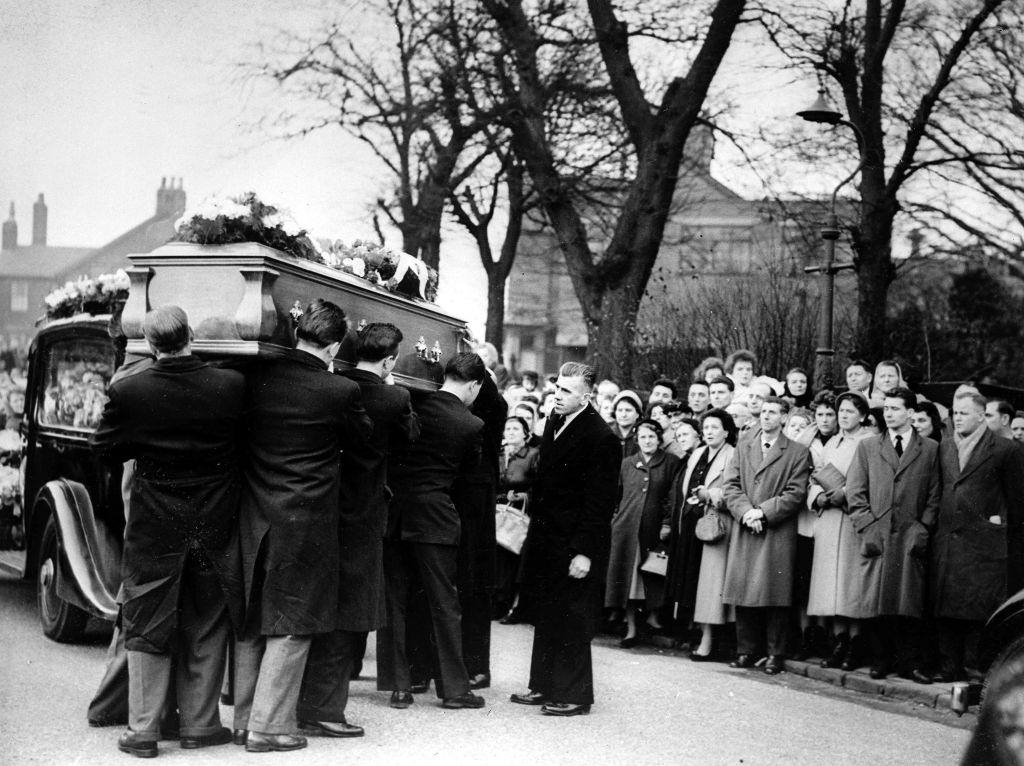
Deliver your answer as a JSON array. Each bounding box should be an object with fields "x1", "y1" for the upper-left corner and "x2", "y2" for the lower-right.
[
  {"x1": 725, "y1": 349, "x2": 757, "y2": 373},
  {"x1": 846, "y1": 359, "x2": 871, "y2": 374},
  {"x1": 990, "y1": 399, "x2": 1015, "y2": 421},
  {"x1": 689, "y1": 379, "x2": 710, "y2": 391},
  {"x1": 709, "y1": 375, "x2": 735, "y2": 392},
  {"x1": 445, "y1": 352, "x2": 487, "y2": 383},
  {"x1": 296, "y1": 299, "x2": 347, "y2": 348},
  {"x1": 884, "y1": 386, "x2": 917, "y2": 410},
  {"x1": 356, "y1": 322, "x2": 402, "y2": 362},
  {"x1": 559, "y1": 361, "x2": 596, "y2": 389},
  {"x1": 144, "y1": 305, "x2": 191, "y2": 354},
  {"x1": 762, "y1": 395, "x2": 791, "y2": 414},
  {"x1": 651, "y1": 377, "x2": 677, "y2": 397}
]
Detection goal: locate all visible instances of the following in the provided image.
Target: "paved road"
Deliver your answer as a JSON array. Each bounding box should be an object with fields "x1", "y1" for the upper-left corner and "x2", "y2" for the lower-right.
[{"x1": 0, "y1": 577, "x2": 972, "y2": 765}]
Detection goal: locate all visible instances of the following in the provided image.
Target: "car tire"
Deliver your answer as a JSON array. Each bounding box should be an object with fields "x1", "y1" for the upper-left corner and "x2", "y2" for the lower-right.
[
  {"x1": 981, "y1": 633, "x2": 1024, "y2": 712},
  {"x1": 37, "y1": 514, "x2": 89, "y2": 643}
]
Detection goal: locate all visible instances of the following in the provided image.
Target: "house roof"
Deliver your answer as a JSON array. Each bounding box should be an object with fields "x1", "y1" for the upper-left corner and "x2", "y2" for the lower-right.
[
  {"x1": 56, "y1": 214, "x2": 177, "y2": 281},
  {"x1": 0, "y1": 245, "x2": 96, "y2": 279}
]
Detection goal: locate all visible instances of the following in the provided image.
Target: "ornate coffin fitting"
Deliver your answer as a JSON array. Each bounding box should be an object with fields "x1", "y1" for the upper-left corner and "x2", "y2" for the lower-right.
[{"x1": 121, "y1": 242, "x2": 470, "y2": 390}]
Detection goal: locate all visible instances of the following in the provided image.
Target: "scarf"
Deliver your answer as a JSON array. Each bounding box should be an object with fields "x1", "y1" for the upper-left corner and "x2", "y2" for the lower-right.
[{"x1": 953, "y1": 424, "x2": 986, "y2": 471}]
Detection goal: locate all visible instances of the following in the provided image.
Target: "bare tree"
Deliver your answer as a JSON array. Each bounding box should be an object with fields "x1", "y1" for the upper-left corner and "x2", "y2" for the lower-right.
[{"x1": 484, "y1": 0, "x2": 748, "y2": 381}]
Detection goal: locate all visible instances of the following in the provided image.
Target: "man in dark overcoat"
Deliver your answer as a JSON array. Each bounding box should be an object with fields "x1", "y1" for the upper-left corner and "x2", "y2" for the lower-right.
[
  {"x1": 91, "y1": 306, "x2": 245, "y2": 758},
  {"x1": 234, "y1": 300, "x2": 374, "y2": 753},
  {"x1": 454, "y1": 368, "x2": 507, "y2": 688},
  {"x1": 296, "y1": 323, "x2": 418, "y2": 736},
  {"x1": 722, "y1": 396, "x2": 810, "y2": 675},
  {"x1": 846, "y1": 387, "x2": 940, "y2": 683},
  {"x1": 930, "y1": 391, "x2": 1024, "y2": 681},
  {"x1": 510, "y1": 362, "x2": 620, "y2": 717},
  {"x1": 376, "y1": 352, "x2": 486, "y2": 710}
]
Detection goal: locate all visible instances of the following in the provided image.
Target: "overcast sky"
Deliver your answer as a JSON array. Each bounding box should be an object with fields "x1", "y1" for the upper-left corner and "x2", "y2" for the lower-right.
[{"x1": 0, "y1": 0, "x2": 809, "y2": 333}]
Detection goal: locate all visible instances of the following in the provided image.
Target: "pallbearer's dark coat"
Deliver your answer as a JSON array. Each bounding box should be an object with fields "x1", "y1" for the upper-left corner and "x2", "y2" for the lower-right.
[
  {"x1": 335, "y1": 368, "x2": 419, "y2": 632},
  {"x1": 240, "y1": 351, "x2": 374, "y2": 636},
  {"x1": 931, "y1": 429, "x2": 1024, "y2": 621},
  {"x1": 520, "y1": 404, "x2": 620, "y2": 641},
  {"x1": 91, "y1": 355, "x2": 246, "y2": 653}
]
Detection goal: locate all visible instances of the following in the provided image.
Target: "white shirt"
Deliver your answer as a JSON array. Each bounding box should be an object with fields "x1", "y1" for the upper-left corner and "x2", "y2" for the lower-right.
[
  {"x1": 889, "y1": 426, "x2": 912, "y2": 449},
  {"x1": 554, "y1": 405, "x2": 587, "y2": 439}
]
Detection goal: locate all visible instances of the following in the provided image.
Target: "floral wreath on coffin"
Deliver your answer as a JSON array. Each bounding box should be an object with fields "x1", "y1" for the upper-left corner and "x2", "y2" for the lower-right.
[
  {"x1": 43, "y1": 270, "x2": 131, "y2": 320},
  {"x1": 172, "y1": 192, "x2": 439, "y2": 302}
]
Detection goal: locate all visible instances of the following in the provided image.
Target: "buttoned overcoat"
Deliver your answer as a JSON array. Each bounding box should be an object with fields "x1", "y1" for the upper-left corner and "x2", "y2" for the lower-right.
[
  {"x1": 931, "y1": 429, "x2": 1024, "y2": 621},
  {"x1": 722, "y1": 433, "x2": 810, "y2": 607},
  {"x1": 845, "y1": 431, "x2": 940, "y2": 618}
]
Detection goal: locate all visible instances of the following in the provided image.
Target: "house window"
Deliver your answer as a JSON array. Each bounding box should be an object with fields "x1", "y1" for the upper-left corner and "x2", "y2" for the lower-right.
[{"x1": 10, "y1": 281, "x2": 28, "y2": 313}]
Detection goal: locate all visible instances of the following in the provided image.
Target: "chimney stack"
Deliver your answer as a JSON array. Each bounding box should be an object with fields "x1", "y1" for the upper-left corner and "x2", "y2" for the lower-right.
[
  {"x1": 32, "y1": 193, "x2": 47, "y2": 246},
  {"x1": 2, "y1": 202, "x2": 17, "y2": 250}
]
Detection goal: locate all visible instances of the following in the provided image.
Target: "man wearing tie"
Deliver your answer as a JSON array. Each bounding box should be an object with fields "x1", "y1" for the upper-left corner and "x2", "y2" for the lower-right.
[
  {"x1": 722, "y1": 396, "x2": 811, "y2": 675},
  {"x1": 510, "y1": 362, "x2": 620, "y2": 716},
  {"x1": 846, "y1": 387, "x2": 940, "y2": 683}
]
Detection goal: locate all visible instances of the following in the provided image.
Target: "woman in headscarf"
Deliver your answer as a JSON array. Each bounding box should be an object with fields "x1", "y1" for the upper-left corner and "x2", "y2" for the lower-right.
[
  {"x1": 611, "y1": 389, "x2": 643, "y2": 459},
  {"x1": 868, "y1": 360, "x2": 908, "y2": 408}
]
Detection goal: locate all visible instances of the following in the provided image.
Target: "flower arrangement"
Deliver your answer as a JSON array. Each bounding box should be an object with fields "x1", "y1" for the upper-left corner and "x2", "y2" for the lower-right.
[
  {"x1": 319, "y1": 239, "x2": 439, "y2": 302},
  {"x1": 0, "y1": 433, "x2": 23, "y2": 550},
  {"x1": 43, "y1": 270, "x2": 131, "y2": 320}
]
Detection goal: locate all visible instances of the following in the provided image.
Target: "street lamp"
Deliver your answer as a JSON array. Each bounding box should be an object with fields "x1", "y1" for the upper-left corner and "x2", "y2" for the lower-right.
[{"x1": 797, "y1": 89, "x2": 865, "y2": 390}]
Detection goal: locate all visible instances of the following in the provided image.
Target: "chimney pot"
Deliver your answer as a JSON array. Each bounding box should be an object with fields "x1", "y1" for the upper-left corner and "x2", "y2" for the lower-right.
[
  {"x1": 2, "y1": 202, "x2": 17, "y2": 250},
  {"x1": 33, "y1": 193, "x2": 48, "y2": 246}
]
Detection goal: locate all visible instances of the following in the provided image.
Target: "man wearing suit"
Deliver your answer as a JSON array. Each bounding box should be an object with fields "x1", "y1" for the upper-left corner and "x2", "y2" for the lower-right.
[
  {"x1": 92, "y1": 306, "x2": 245, "y2": 758},
  {"x1": 510, "y1": 362, "x2": 620, "y2": 716},
  {"x1": 235, "y1": 300, "x2": 374, "y2": 753},
  {"x1": 930, "y1": 392, "x2": 1024, "y2": 682},
  {"x1": 722, "y1": 396, "x2": 811, "y2": 675},
  {"x1": 846, "y1": 387, "x2": 940, "y2": 683},
  {"x1": 296, "y1": 323, "x2": 419, "y2": 737},
  {"x1": 377, "y1": 352, "x2": 487, "y2": 710}
]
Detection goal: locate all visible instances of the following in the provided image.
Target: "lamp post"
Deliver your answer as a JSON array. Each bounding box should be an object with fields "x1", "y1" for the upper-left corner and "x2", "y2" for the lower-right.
[{"x1": 797, "y1": 90, "x2": 865, "y2": 390}]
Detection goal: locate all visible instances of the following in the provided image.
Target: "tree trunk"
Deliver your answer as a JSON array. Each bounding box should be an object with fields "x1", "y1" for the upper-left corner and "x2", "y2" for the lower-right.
[
  {"x1": 485, "y1": 272, "x2": 506, "y2": 353},
  {"x1": 852, "y1": 176, "x2": 898, "y2": 361},
  {"x1": 585, "y1": 275, "x2": 646, "y2": 383}
]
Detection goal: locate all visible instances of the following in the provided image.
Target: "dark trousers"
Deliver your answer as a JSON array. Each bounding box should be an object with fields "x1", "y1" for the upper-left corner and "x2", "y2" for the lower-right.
[
  {"x1": 528, "y1": 614, "x2": 593, "y2": 705},
  {"x1": 376, "y1": 540, "x2": 469, "y2": 699},
  {"x1": 127, "y1": 566, "x2": 228, "y2": 738},
  {"x1": 936, "y1": 617, "x2": 982, "y2": 675},
  {"x1": 735, "y1": 606, "x2": 789, "y2": 657},
  {"x1": 870, "y1": 615, "x2": 924, "y2": 671},
  {"x1": 460, "y1": 591, "x2": 491, "y2": 677},
  {"x1": 297, "y1": 629, "x2": 365, "y2": 722}
]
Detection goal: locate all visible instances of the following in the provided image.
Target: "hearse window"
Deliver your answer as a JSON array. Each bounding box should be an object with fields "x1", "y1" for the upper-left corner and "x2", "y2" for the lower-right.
[{"x1": 37, "y1": 338, "x2": 114, "y2": 430}]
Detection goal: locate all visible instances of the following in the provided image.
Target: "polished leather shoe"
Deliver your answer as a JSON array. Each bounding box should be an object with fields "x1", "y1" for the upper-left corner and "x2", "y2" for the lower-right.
[
  {"x1": 689, "y1": 650, "x2": 716, "y2": 662},
  {"x1": 299, "y1": 719, "x2": 365, "y2": 738},
  {"x1": 118, "y1": 730, "x2": 158, "y2": 758},
  {"x1": 764, "y1": 656, "x2": 785, "y2": 676},
  {"x1": 441, "y1": 691, "x2": 485, "y2": 709},
  {"x1": 541, "y1": 702, "x2": 591, "y2": 716},
  {"x1": 468, "y1": 673, "x2": 490, "y2": 690},
  {"x1": 869, "y1": 663, "x2": 891, "y2": 680},
  {"x1": 619, "y1": 636, "x2": 640, "y2": 649},
  {"x1": 409, "y1": 680, "x2": 430, "y2": 694},
  {"x1": 510, "y1": 690, "x2": 548, "y2": 705},
  {"x1": 390, "y1": 690, "x2": 414, "y2": 709},
  {"x1": 729, "y1": 654, "x2": 757, "y2": 669},
  {"x1": 232, "y1": 729, "x2": 247, "y2": 746},
  {"x1": 932, "y1": 666, "x2": 964, "y2": 684},
  {"x1": 180, "y1": 727, "x2": 232, "y2": 749},
  {"x1": 245, "y1": 733, "x2": 307, "y2": 753}
]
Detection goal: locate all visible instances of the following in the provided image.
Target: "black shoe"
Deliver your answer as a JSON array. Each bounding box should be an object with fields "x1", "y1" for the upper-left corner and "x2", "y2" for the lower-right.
[
  {"x1": 232, "y1": 729, "x2": 247, "y2": 746},
  {"x1": 118, "y1": 731, "x2": 158, "y2": 759},
  {"x1": 180, "y1": 727, "x2": 232, "y2": 749},
  {"x1": 350, "y1": 662, "x2": 363, "y2": 680},
  {"x1": 619, "y1": 635, "x2": 640, "y2": 649},
  {"x1": 409, "y1": 680, "x2": 430, "y2": 694},
  {"x1": 500, "y1": 608, "x2": 524, "y2": 625},
  {"x1": 898, "y1": 668, "x2": 932, "y2": 685},
  {"x1": 441, "y1": 691, "x2": 485, "y2": 709},
  {"x1": 793, "y1": 627, "x2": 818, "y2": 661},
  {"x1": 689, "y1": 650, "x2": 716, "y2": 662},
  {"x1": 839, "y1": 635, "x2": 868, "y2": 672},
  {"x1": 468, "y1": 673, "x2": 490, "y2": 690},
  {"x1": 821, "y1": 633, "x2": 850, "y2": 668},
  {"x1": 299, "y1": 719, "x2": 365, "y2": 738},
  {"x1": 932, "y1": 665, "x2": 965, "y2": 684},
  {"x1": 729, "y1": 654, "x2": 757, "y2": 669},
  {"x1": 510, "y1": 690, "x2": 548, "y2": 706},
  {"x1": 869, "y1": 662, "x2": 891, "y2": 680},
  {"x1": 541, "y1": 702, "x2": 591, "y2": 716},
  {"x1": 764, "y1": 655, "x2": 786, "y2": 675},
  {"x1": 390, "y1": 690, "x2": 414, "y2": 709},
  {"x1": 245, "y1": 733, "x2": 307, "y2": 753}
]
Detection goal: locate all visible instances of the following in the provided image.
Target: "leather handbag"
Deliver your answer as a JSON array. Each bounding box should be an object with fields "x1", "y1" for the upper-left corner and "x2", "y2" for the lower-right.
[
  {"x1": 640, "y1": 549, "x2": 669, "y2": 577},
  {"x1": 695, "y1": 504, "x2": 727, "y2": 544},
  {"x1": 495, "y1": 498, "x2": 529, "y2": 554}
]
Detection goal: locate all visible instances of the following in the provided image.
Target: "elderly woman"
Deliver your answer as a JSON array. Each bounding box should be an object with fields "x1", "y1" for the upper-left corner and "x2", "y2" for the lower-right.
[
  {"x1": 868, "y1": 360, "x2": 908, "y2": 407},
  {"x1": 494, "y1": 416, "x2": 540, "y2": 623},
  {"x1": 681, "y1": 409, "x2": 738, "y2": 661},
  {"x1": 807, "y1": 391, "x2": 875, "y2": 671},
  {"x1": 611, "y1": 390, "x2": 643, "y2": 459},
  {"x1": 605, "y1": 419, "x2": 681, "y2": 647}
]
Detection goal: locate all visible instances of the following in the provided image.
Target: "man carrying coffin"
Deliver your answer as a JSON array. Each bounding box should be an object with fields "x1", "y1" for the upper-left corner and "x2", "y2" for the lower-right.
[{"x1": 92, "y1": 306, "x2": 245, "y2": 758}]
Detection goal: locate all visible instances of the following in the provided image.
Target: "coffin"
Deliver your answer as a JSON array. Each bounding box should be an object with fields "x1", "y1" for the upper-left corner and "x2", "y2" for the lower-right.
[{"x1": 121, "y1": 242, "x2": 470, "y2": 390}]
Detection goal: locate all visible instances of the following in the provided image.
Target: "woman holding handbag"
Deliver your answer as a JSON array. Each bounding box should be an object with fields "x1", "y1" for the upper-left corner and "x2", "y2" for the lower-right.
[
  {"x1": 494, "y1": 416, "x2": 540, "y2": 623},
  {"x1": 680, "y1": 409, "x2": 738, "y2": 661},
  {"x1": 605, "y1": 419, "x2": 682, "y2": 647}
]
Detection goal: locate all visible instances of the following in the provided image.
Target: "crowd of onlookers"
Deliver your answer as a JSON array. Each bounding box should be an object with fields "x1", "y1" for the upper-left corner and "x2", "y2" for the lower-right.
[{"x1": 493, "y1": 349, "x2": 1024, "y2": 685}]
